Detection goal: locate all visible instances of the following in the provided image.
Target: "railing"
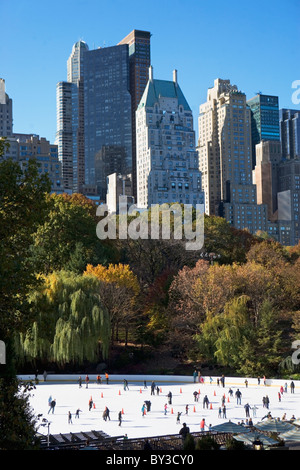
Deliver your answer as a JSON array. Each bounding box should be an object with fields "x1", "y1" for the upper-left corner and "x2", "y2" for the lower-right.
[{"x1": 38, "y1": 429, "x2": 232, "y2": 450}]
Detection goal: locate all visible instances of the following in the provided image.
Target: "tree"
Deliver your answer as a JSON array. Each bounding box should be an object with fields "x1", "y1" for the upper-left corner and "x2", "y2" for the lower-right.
[
  {"x1": 0, "y1": 142, "x2": 51, "y2": 449},
  {"x1": 84, "y1": 263, "x2": 140, "y2": 346},
  {"x1": 30, "y1": 193, "x2": 118, "y2": 274},
  {"x1": 16, "y1": 271, "x2": 110, "y2": 367}
]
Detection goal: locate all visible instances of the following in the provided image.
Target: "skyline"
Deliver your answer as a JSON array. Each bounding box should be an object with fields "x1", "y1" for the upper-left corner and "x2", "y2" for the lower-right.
[{"x1": 1, "y1": 0, "x2": 299, "y2": 144}]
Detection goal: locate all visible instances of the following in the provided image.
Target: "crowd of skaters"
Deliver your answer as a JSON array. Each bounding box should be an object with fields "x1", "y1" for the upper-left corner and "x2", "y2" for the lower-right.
[{"x1": 42, "y1": 371, "x2": 298, "y2": 434}]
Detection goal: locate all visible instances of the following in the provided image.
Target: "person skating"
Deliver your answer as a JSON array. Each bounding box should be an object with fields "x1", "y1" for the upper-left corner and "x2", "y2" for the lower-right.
[
  {"x1": 124, "y1": 379, "x2": 129, "y2": 391},
  {"x1": 48, "y1": 398, "x2": 56, "y2": 414},
  {"x1": 235, "y1": 389, "x2": 242, "y2": 405},
  {"x1": 244, "y1": 403, "x2": 251, "y2": 417},
  {"x1": 203, "y1": 395, "x2": 209, "y2": 409},
  {"x1": 85, "y1": 374, "x2": 89, "y2": 388},
  {"x1": 89, "y1": 397, "x2": 93, "y2": 411}
]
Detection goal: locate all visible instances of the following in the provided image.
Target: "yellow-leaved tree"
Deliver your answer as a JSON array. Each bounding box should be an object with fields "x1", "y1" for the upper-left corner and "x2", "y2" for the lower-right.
[{"x1": 84, "y1": 263, "x2": 140, "y2": 345}]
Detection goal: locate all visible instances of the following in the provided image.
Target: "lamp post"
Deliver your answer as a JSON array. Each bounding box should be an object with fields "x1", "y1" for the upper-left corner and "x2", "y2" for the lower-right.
[
  {"x1": 41, "y1": 418, "x2": 51, "y2": 448},
  {"x1": 253, "y1": 438, "x2": 263, "y2": 450}
]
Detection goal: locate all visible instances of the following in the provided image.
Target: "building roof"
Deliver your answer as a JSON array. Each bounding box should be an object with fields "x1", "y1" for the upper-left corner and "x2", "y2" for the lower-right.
[{"x1": 138, "y1": 78, "x2": 191, "y2": 112}]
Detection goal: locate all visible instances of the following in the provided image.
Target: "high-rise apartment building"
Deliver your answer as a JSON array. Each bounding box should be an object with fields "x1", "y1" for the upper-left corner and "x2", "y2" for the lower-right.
[
  {"x1": 56, "y1": 81, "x2": 74, "y2": 192},
  {"x1": 280, "y1": 108, "x2": 300, "y2": 160},
  {"x1": 247, "y1": 93, "x2": 280, "y2": 166},
  {"x1": 197, "y1": 79, "x2": 268, "y2": 234},
  {"x1": 136, "y1": 67, "x2": 204, "y2": 209},
  {"x1": 56, "y1": 41, "x2": 88, "y2": 193},
  {"x1": 118, "y1": 30, "x2": 151, "y2": 200}
]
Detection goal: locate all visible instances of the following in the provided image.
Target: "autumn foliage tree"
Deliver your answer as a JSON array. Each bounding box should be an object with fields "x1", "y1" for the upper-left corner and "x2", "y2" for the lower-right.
[
  {"x1": 167, "y1": 241, "x2": 300, "y2": 375},
  {"x1": 84, "y1": 263, "x2": 140, "y2": 346}
]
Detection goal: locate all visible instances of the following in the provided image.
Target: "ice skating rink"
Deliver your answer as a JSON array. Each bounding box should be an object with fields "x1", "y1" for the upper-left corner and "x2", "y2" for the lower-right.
[{"x1": 23, "y1": 375, "x2": 300, "y2": 440}]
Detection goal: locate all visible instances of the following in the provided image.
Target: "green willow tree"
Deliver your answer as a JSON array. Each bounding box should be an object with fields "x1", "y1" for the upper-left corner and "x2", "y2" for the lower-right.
[{"x1": 16, "y1": 270, "x2": 110, "y2": 368}]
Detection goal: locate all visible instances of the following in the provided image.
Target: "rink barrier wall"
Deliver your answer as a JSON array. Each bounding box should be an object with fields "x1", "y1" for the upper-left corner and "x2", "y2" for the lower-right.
[{"x1": 18, "y1": 374, "x2": 299, "y2": 389}]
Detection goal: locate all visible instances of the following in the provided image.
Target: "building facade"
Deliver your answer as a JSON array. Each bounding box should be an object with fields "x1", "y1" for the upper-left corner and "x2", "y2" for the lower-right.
[
  {"x1": 17, "y1": 135, "x2": 63, "y2": 193},
  {"x1": 106, "y1": 172, "x2": 133, "y2": 214},
  {"x1": 253, "y1": 140, "x2": 281, "y2": 221},
  {"x1": 277, "y1": 158, "x2": 300, "y2": 245},
  {"x1": 83, "y1": 44, "x2": 132, "y2": 199},
  {"x1": 118, "y1": 30, "x2": 151, "y2": 200},
  {"x1": 197, "y1": 78, "x2": 268, "y2": 234},
  {"x1": 280, "y1": 108, "x2": 300, "y2": 160},
  {"x1": 136, "y1": 67, "x2": 204, "y2": 209},
  {"x1": 56, "y1": 41, "x2": 88, "y2": 193},
  {"x1": 247, "y1": 93, "x2": 280, "y2": 166},
  {"x1": 0, "y1": 79, "x2": 13, "y2": 138}
]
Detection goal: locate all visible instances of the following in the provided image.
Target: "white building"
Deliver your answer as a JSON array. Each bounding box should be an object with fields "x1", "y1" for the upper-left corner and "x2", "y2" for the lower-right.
[{"x1": 136, "y1": 67, "x2": 204, "y2": 209}]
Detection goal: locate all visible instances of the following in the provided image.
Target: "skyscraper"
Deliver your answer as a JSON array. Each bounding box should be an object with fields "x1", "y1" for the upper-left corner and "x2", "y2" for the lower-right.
[
  {"x1": 197, "y1": 79, "x2": 268, "y2": 234},
  {"x1": 56, "y1": 81, "x2": 74, "y2": 192},
  {"x1": 136, "y1": 67, "x2": 204, "y2": 209},
  {"x1": 83, "y1": 44, "x2": 132, "y2": 199},
  {"x1": 280, "y1": 108, "x2": 300, "y2": 160},
  {"x1": 118, "y1": 30, "x2": 151, "y2": 200},
  {"x1": 247, "y1": 93, "x2": 280, "y2": 166},
  {"x1": 56, "y1": 40, "x2": 88, "y2": 193}
]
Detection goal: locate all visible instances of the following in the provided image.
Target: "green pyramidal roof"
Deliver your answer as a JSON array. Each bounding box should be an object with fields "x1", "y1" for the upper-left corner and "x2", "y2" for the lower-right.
[{"x1": 138, "y1": 78, "x2": 191, "y2": 111}]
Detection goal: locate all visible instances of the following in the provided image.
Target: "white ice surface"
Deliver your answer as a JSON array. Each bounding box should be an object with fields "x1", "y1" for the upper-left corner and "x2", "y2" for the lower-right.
[{"x1": 25, "y1": 375, "x2": 300, "y2": 441}]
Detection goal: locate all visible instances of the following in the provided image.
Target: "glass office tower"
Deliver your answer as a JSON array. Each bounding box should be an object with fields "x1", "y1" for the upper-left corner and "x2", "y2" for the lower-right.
[
  {"x1": 83, "y1": 44, "x2": 132, "y2": 199},
  {"x1": 247, "y1": 93, "x2": 280, "y2": 167}
]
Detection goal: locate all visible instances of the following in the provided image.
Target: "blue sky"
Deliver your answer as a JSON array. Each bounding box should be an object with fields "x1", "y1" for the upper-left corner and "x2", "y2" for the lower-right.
[{"x1": 1, "y1": 0, "x2": 299, "y2": 143}]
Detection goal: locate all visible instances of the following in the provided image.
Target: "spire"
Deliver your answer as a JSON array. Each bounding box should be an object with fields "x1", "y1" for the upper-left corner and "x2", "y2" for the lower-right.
[
  {"x1": 173, "y1": 69, "x2": 178, "y2": 86},
  {"x1": 149, "y1": 65, "x2": 153, "y2": 82}
]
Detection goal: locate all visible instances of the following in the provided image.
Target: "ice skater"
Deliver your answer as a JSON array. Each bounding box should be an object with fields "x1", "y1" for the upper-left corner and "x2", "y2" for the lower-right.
[
  {"x1": 123, "y1": 379, "x2": 129, "y2": 391},
  {"x1": 85, "y1": 374, "x2": 89, "y2": 388},
  {"x1": 48, "y1": 398, "x2": 56, "y2": 414},
  {"x1": 68, "y1": 411, "x2": 72, "y2": 424},
  {"x1": 244, "y1": 403, "x2": 251, "y2": 417}
]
